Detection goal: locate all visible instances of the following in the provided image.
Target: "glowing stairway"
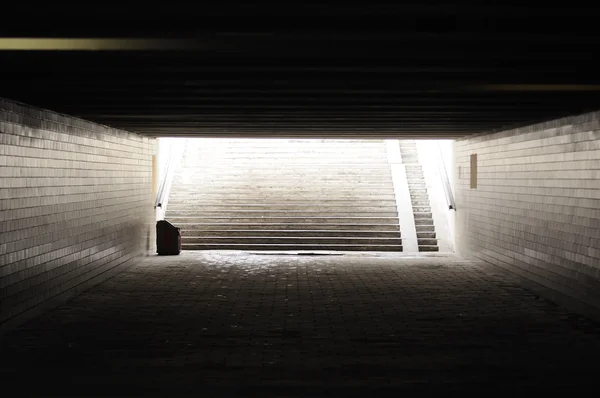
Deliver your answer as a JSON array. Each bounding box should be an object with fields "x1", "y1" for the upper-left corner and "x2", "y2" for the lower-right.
[
  {"x1": 398, "y1": 141, "x2": 439, "y2": 252},
  {"x1": 165, "y1": 139, "x2": 403, "y2": 251}
]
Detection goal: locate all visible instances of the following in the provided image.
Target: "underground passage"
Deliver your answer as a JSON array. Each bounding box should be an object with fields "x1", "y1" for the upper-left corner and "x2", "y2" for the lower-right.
[{"x1": 2, "y1": 4, "x2": 600, "y2": 396}]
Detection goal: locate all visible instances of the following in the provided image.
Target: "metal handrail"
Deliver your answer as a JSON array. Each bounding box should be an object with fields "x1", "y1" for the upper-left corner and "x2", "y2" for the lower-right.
[
  {"x1": 436, "y1": 143, "x2": 456, "y2": 210},
  {"x1": 154, "y1": 144, "x2": 178, "y2": 209}
]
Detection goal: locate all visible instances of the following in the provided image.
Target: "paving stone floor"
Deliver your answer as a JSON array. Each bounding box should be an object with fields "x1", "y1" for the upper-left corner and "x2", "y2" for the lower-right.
[{"x1": 2, "y1": 251, "x2": 600, "y2": 397}]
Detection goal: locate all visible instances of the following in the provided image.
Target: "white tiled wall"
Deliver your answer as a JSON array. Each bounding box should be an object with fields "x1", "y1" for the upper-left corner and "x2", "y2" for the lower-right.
[
  {"x1": 0, "y1": 99, "x2": 155, "y2": 325},
  {"x1": 454, "y1": 110, "x2": 600, "y2": 315}
]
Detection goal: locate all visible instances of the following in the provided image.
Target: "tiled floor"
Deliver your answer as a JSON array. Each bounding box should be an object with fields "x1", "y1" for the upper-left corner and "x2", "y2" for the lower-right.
[{"x1": 2, "y1": 251, "x2": 600, "y2": 396}]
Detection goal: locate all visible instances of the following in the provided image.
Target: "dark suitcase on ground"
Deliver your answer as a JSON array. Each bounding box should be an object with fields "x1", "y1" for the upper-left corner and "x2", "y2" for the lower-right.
[{"x1": 156, "y1": 220, "x2": 181, "y2": 255}]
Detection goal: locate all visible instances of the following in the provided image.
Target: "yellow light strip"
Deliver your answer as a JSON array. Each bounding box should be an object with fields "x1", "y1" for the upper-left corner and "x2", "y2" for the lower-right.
[{"x1": 0, "y1": 38, "x2": 199, "y2": 50}]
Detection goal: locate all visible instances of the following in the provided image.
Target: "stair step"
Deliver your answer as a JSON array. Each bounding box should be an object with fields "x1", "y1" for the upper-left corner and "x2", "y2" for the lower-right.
[
  {"x1": 169, "y1": 194, "x2": 398, "y2": 200},
  {"x1": 183, "y1": 152, "x2": 389, "y2": 156},
  {"x1": 182, "y1": 237, "x2": 403, "y2": 245},
  {"x1": 186, "y1": 148, "x2": 388, "y2": 152},
  {"x1": 417, "y1": 232, "x2": 436, "y2": 239},
  {"x1": 167, "y1": 216, "x2": 401, "y2": 224},
  {"x1": 414, "y1": 219, "x2": 434, "y2": 225},
  {"x1": 179, "y1": 165, "x2": 393, "y2": 170},
  {"x1": 167, "y1": 200, "x2": 399, "y2": 205},
  {"x1": 170, "y1": 186, "x2": 396, "y2": 191},
  {"x1": 412, "y1": 212, "x2": 433, "y2": 218},
  {"x1": 179, "y1": 230, "x2": 402, "y2": 238},
  {"x1": 168, "y1": 211, "x2": 400, "y2": 218},
  {"x1": 186, "y1": 149, "x2": 388, "y2": 153},
  {"x1": 169, "y1": 198, "x2": 398, "y2": 203},
  {"x1": 182, "y1": 244, "x2": 403, "y2": 252},
  {"x1": 178, "y1": 171, "x2": 394, "y2": 175},
  {"x1": 187, "y1": 153, "x2": 388, "y2": 157},
  {"x1": 166, "y1": 205, "x2": 400, "y2": 212},
  {"x1": 172, "y1": 223, "x2": 401, "y2": 231},
  {"x1": 170, "y1": 191, "x2": 397, "y2": 197},
  {"x1": 412, "y1": 206, "x2": 431, "y2": 211},
  {"x1": 184, "y1": 153, "x2": 389, "y2": 156},
  {"x1": 174, "y1": 180, "x2": 397, "y2": 186},
  {"x1": 177, "y1": 166, "x2": 391, "y2": 170},
  {"x1": 174, "y1": 174, "x2": 394, "y2": 179},
  {"x1": 418, "y1": 245, "x2": 439, "y2": 252},
  {"x1": 172, "y1": 185, "x2": 395, "y2": 190},
  {"x1": 185, "y1": 160, "x2": 391, "y2": 163},
  {"x1": 172, "y1": 178, "x2": 395, "y2": 182},
  {"x1": 417, "y1": 238, "x2": 439, "y2": 246},
  {"x1": 416, "y1": 225, "x2": 436, "y2": 232},
  {"x1": 184, "y1": 154, "x2": 390, "y2": 158}
]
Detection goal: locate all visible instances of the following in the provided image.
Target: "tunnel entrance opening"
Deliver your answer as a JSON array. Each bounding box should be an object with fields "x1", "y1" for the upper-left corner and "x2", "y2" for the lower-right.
[{"x1": 155, "y1": 137, "x2": 455, "y2": 254}]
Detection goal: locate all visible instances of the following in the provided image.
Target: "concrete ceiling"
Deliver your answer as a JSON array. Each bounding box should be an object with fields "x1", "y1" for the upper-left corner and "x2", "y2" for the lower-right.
[{"x1": 1, "y1": 4, "x2": 600, "y2": 138}]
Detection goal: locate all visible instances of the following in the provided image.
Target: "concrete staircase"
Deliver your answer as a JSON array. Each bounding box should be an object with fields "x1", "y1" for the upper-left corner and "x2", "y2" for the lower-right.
[
  {"x1": 165, "y1": 139, "x2": 403, "y2": 251},
  {"x1": 398, "y1": 141, "x2": 439, "y2": 252}
]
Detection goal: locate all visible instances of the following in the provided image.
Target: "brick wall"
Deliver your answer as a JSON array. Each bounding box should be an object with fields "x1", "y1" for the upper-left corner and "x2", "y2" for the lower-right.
[
  {"x1": 0, "y1": 99, "x2": 155, "y2": 326},
  {"x1": 454, "y1": 110, "x2": 600, "y2": 317}
]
